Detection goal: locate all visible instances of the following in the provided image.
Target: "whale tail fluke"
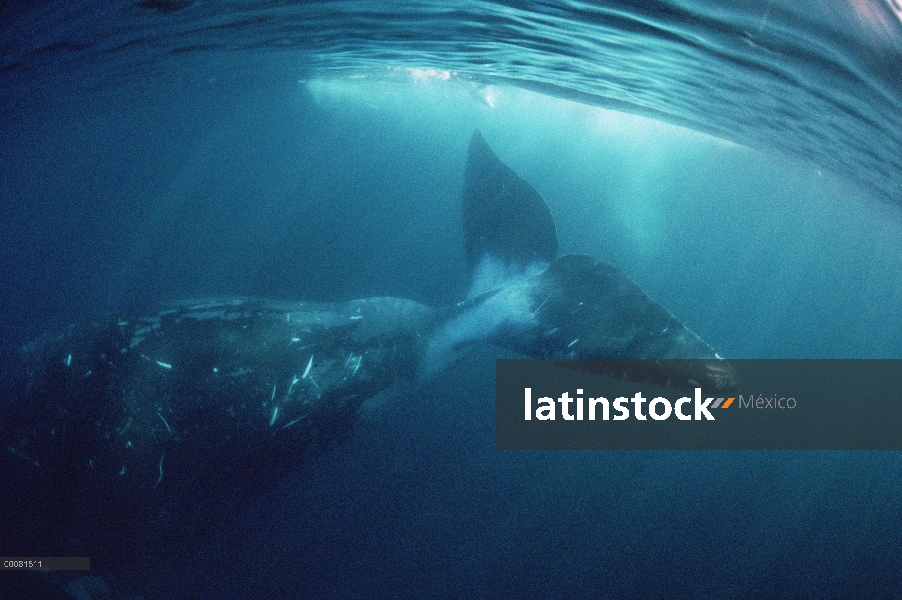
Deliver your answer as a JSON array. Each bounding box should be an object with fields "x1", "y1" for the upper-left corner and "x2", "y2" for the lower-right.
[
  {"x1": 486, "y1": 253, "x2": 736, "y2": 390},
  {"x1": 425, "y1": 130, "x2": 734, "y2": 390},
  {"x1": 462, "y1": 130, "x2": 557, "y2": 292}
]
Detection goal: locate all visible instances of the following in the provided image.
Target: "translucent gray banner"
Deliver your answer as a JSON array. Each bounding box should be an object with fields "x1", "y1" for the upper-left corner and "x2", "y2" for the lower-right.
[{"x1": 496, "y1": 359, "x2": 902, "y2": 450}]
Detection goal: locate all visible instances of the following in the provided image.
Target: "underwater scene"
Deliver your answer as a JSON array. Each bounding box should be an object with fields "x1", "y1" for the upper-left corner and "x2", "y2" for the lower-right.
[{"x1": 1, "y1": 1, "x2": 901, "y2": 598}]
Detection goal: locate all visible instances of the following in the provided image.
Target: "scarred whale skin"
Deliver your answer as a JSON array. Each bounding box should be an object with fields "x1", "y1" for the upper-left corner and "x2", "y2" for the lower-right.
[{"x1": 3, "y1": 296, "x2": 433, "y2": 569}]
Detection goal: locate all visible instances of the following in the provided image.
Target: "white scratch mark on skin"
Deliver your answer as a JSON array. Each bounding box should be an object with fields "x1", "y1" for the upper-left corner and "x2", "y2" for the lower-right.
[
  {"x1": 349, "y1": 315, "x2": 363, "y2": 320},
  {"x1": 348, "y1": 354, "x2": 362, "y2": 376},
  {"x1": 269, "y1": 406, "x2": 279, "y2": 427},
  {"x1": 65, "y1": 353, "x2": 72, "y2": 367},
  {"x1": 302, "y1": 355, "x2": 313, "y2": 379},
  {"x1": 568, "y1": 339, "x2": 579, "y2": 348},
  {"x1": 281, "y1": 415, "x2": 306, "y2": 429},
  {"x1": 154, "y1": 454, "x2": 164, "y2": 488},
  {"x1": 271, "y1": 384, "x2": 277, "y2": 401},
  {"x1": 157, "y1": 411, "x2": 173, "y2": 434},
  {"x1": 287, "y1": 375, "x2": 299, "y2": 396},
  {"x1": 308, "y1": 374, "x2": 321, "y2": 394},
  {"x1": 534, "y1": 294, "x2": 552, "y2": 314},
  {"x1": 156, "y1": 360, "x2": 172, "y2": 369}
]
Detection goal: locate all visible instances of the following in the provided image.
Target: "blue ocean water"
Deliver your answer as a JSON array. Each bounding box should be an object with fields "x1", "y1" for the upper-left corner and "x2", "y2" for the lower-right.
[{"x1": 1, "y1": 1, "x2": 901, "y2": 598}]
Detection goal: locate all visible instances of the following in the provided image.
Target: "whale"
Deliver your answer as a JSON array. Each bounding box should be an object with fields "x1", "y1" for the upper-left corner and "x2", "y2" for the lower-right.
[{"x1": 0, "y1": 131, "x2": 733, "y2": 596}]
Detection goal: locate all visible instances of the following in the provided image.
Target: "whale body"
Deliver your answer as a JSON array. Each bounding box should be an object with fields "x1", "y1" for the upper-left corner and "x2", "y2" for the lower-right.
[{"x1": 0, "y1": 131, "x2": 732, "y2": 595}]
